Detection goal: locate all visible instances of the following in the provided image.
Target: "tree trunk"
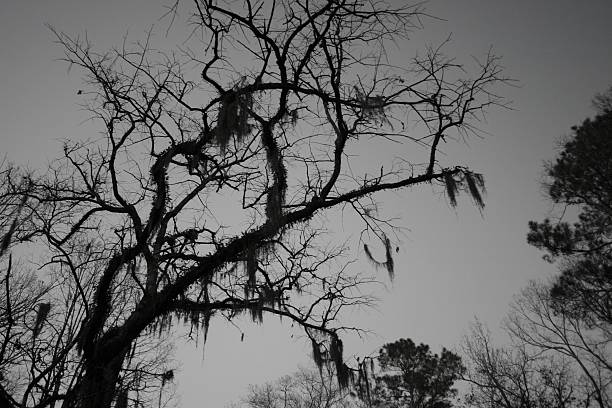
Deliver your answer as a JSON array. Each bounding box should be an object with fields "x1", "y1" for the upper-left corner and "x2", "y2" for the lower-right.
[{"x1": 77, "y1": 348, "x2": 128, "y2": 408}]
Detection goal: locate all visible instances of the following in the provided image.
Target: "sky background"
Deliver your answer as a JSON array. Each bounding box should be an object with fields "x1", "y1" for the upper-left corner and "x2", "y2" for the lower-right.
[{"x1": 1, "y1": 0, "x2": 612, "y2": 407}]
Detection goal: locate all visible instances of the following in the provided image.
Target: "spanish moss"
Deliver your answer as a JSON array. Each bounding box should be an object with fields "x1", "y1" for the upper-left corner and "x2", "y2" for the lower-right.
[
  {"x1": 364, "y1": 234, "x2": 395, "y2": 281},
  {"x1": 383, "y1": 235, "x2": 395, "y2": 281},
  {"x1": 464, "y1": 171, "x2": 486, "y2": 209},
  {"x1": 354, "y1": 86, "x2": 389, "y2": 126},
  {"x1": 33, "y1": 302, "x2": 51, "y2": 339},
  {"x1": 311, "y1": 338, "x2": 324, "y2": 371},
  {"x1": 215, "y1": 79, "x2": 254, "y2": 151},
  {"x1": 444, "y1": 172, "x2": 458, "y2": 207}
]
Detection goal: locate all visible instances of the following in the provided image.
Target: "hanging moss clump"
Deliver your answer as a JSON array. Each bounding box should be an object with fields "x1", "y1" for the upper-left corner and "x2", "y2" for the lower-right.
[
  {"x1": 444, "y1": 171, "x2": 458, "y2": 208},
  {"x1": 261, "y1": 285, "x2": 282, "y2": 310},
  {"x1": 243, "y1": 241, "x2": 275, "y2": 300},
  {"x1": 363, "y1": 244, "x2": 375, "y2": 263},
  {"x1": 289, "y1": 109, "x2": 298, "y2": 126},
  {"x1": 464, "y1": 171, "x2": 486, "y2": 209},
  {"x1": 443, "y1": 169, "x2": 486, "y2": 209},
  {"x1": 353, "y1": 86, "x2": 389, "y2": 126},
  {"x1": 1, "y1": 219, "x2": 18, "y2": 257},
  {"x1": 244, "y1": 244, "x2": 258, "y2": 299},
  {"x1": 309, "y1": 332, "x2": 353, "y2": 390},
  {"x1": 249, "y1": 300, "x2": 264, "y2": 324},
  {"x1": 215, "y1": 78, "x2": 254, "y2": 151},
  {"x1": 311, "y1": 337, "x2": 324, "y2": 371},
  {"x1": 201, "y1": 311, "x2": 212, "y2": 353},
  {"x1": 161, "y1": 370, "x2": 174, "y2": 388},
  {"x1": 363, "y1": 234, "x2": 395, "y2": 281},
  {"x1": 329, "y1": 336, "x2": 349, "y2": 388},
  {"x1": 1, "y1": 192, "x2": 28, "y2": 257},
  {"x1": 33, "y1": 302, "x2": 51, "y2": 338},
  {"x1": 146, "y1": 312, "x2": 169, "y2": 337},
  {"x1": 383, "y1": 236, "x2": 394, "y2": 281}
]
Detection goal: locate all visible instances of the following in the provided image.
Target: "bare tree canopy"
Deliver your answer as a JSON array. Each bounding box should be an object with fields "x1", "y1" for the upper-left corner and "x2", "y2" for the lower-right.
[
  {"x1": 234, "y1": 366, "x2": 353, "y2": 408},
  {"x1": 505, "y1": 282, "x2": 611, "y2": 408},
  {"x1": 0, "y1": 1, "x2": 506, "y2": 407},
  {"x1": 462, "y1": 320, "x2": 584, "y2": 408}
]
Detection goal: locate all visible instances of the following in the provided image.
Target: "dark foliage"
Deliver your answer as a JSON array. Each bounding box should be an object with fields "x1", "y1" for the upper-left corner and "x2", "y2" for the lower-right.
[
  {"x1": 528, "y1": 88, "x2": 612, "y2": 327},
  {"x1": 371, "y1": 338, "x2": 464, "y2": 408}
]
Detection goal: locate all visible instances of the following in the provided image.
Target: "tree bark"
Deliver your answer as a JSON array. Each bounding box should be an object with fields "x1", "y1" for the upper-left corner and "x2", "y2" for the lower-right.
[{"x1": 77, "y1": 347, "x2": 128, "y2": 408}]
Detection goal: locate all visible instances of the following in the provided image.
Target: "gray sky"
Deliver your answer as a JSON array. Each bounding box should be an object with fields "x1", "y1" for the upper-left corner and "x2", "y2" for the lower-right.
[{"x1": 1, "y1": 0, "x2": 612, "y2": 407}]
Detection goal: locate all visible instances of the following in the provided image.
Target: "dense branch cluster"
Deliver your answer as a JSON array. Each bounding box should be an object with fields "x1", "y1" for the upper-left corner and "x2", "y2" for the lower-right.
[{"x1": 0, "y1": 1, "x2": 506, "y2": 407}]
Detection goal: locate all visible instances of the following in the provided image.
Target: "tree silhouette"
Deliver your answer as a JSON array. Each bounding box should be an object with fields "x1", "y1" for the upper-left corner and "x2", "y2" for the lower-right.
[
  {"x1": 236, "y1": 366, "x2": 352, "y2": 408},
  {"x1": 528, "y1": 88, "x2": 612, "y2": 327},
  {"x1": 526, "y1": 88, "x2": 612, "y2": 408},
  {"x1": 365, "y1": 338, "x2": 464, "y2": 408},
  {"x1": 505, "y1": 282, "x2": 611, "y2": 408},
  {"x1": 462, "y1": 320, "x2": 583, "y2": 408},
  {"x1": 2, "y1": 1, "x2": 506, "y2": 407},
  {"x1": 0, "y1": 164, "x2": 177, "y2": 408}
]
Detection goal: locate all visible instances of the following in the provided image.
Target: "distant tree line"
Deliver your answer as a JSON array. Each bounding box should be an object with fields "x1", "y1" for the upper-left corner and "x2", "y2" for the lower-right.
[{"x1": 233, "y1": 338, "x2": 465, "y2": 408}]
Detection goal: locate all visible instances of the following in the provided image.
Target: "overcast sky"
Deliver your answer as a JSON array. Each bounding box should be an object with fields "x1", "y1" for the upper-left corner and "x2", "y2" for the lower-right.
[{"x1": 1, "y1": 1, "x2": 612, "y2": 407}]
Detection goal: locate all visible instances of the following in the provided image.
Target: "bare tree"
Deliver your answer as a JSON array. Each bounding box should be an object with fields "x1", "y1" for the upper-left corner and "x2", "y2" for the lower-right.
[
  {"x1": 4, "y1": 0, "x2": 507, "y2": 407},
  {"x1": 0, "y1": 164, "x2": 177, "y2": 408},
  {"x1": 504, "y1": 282, "x2": 612, "y2": 408},
  {"x1": 462, "y1": 320, "x2": 586, "y2": 408},
  {"x1": 236, "y1": 366, "x2": 353, "y2": 408}
]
